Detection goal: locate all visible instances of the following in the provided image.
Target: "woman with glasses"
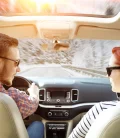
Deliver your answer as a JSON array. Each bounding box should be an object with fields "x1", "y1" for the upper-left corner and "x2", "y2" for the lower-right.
[
  {"x1": 68, "y1": 47, "x2": 120, "y2": 138},
  {"x1": 106, "y1": 47, "x2": 120, "y2": 92}
]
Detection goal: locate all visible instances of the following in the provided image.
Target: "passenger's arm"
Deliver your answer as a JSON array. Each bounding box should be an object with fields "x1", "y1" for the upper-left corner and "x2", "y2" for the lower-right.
[{"x1": 68, "y1": 103, "x2": 103, "y2": 138}]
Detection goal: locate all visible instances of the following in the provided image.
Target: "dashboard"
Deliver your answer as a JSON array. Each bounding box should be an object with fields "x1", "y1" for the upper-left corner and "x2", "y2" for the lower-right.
[{"x1": 6, "y1": 76, "x2": 118, "y2": 121}]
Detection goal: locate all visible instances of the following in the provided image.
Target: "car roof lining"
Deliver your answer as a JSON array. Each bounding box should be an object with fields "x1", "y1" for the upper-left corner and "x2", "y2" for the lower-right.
[{"x1": 0, "y1": 13, "x2": 120, "y2": 40}]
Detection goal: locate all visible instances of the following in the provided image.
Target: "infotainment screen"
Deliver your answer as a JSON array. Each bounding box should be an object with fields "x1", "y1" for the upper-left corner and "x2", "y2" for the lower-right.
[
  {"x1": 49, "y1": 91, "x2": 66, "y2": 99},
  {"x1": 44, "y1": 88, "x2": 72, "y2": 104}
]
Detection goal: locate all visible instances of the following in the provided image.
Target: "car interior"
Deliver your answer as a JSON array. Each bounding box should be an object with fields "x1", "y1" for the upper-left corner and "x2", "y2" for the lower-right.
[{"x1": 0, "y1": 0, "x2": 120, "y2": 138}]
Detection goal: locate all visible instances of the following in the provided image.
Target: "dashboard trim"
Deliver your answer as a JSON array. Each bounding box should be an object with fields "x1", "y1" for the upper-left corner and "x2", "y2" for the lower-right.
[{"x1": 39, "y1": 102, "x2": 97, "y2": 109}]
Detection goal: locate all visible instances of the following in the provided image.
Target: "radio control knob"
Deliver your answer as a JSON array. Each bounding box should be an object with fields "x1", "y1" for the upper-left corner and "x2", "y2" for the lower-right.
[
  {"x1": 56, "y1": 99, "x2": 60, "y2": 102},
  {"x1": 48, "y1": 112, "x2": 52, "y2": 116},
  {"x1": 64, "y1": 111, "x2": 69, "y2": 116}
]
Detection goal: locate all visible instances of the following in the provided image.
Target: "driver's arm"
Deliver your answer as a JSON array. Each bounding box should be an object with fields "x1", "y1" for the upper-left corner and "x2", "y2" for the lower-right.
[{"x1": 3, "y1": 86, "x2": 39, "y2": 119}]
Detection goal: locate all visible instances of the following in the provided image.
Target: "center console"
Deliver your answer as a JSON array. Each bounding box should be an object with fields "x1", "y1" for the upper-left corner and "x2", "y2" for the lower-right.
[
  {"x1": 39, "y1": 88, "x2": 77, "y2": 138},
  {"x1": 38, "y1": 88, "x2": 79, "y2": 120}
]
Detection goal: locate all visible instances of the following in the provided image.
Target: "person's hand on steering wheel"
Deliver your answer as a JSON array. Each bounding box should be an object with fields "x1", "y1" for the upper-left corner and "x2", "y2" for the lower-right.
[{"x1": 27, "y1": 83, "x2": 39, "y2": 101}]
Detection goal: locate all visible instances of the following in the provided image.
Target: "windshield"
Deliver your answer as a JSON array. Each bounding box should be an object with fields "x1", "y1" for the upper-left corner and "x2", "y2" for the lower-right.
[
  {"x1": 0, "y1": 0, "x2": 120, "y2": 16},
  {"x1": 18, "y1": 39, "x2": 120, "y2": 78}
]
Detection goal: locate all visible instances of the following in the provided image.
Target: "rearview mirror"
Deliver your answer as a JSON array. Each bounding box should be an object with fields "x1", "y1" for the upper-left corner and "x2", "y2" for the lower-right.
[{"x1": 53, "y1": 40, "x2": 69, "y2": 51}]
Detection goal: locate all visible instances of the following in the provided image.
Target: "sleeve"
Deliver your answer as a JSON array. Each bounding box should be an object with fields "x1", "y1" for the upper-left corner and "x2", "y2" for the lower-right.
[
  {"x1": 7, "y1": 87, "x2": 39, "y2": 119},
  {"x1": 68, "y1": 103, "x2": 103, "y2": 138}
]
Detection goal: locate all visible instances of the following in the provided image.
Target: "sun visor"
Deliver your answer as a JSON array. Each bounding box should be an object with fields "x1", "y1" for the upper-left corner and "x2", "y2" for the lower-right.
[
  {"x1": 0, "y1": 25, "x2": 37, "y2": 38},
  {"x1": 76, "y1": 26, "x2": 120, "y2": 40}
]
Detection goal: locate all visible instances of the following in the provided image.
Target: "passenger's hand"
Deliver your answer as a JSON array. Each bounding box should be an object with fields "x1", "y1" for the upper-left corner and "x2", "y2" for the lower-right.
[{"x1": 27, "y1": 83, "x2": 39, "y2": 101}]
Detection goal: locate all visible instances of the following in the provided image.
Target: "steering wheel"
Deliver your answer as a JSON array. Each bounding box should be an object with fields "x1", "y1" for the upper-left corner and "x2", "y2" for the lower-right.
[{"x1": 3, "y1": 76, "x2": 32, "y2": 94}]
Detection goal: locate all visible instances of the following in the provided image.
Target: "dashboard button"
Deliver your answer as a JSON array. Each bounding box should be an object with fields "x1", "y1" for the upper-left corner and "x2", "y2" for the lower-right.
[
  {"x1": 47, "y1": 99, "x2": 50, "y2": 102},
  {"x1": 48, "y1": 112, "x2": 52, "y2": 116},
  {"x1": 66, "y1": 99, "x2": 70, "y2": 103},
  {"x1": 64, "y1": 111, "x2": 69, "y2": 116},
  {"x1": 53, "y1": 112, "x2": 63, "y2": 117}
]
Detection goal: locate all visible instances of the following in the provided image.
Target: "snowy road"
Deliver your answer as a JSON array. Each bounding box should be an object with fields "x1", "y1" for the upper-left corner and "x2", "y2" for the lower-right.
[
  {"x1": 17, "y1": 66, "x2": 74, "y2": 77},
  {"x1": 17, "y1": 65, "x2": 106, "y2": 78}
]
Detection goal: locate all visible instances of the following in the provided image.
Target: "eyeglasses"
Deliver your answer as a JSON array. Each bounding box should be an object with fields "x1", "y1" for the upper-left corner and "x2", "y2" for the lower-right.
[
  {"x1": 0, "y1": 56, "x2": 20, "y2": 66},
  {"x1": 106, "y1": 66, "x2": 120, "y2": 76}
]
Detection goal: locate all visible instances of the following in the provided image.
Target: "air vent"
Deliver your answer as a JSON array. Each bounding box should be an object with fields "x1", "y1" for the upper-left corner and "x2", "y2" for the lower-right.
[
  {"x1": 71, "y1": 89, "x2": 79, "y2": 102},
  {"x1": 39, "y1": 88, "x2": 46, "y2": 101}
]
